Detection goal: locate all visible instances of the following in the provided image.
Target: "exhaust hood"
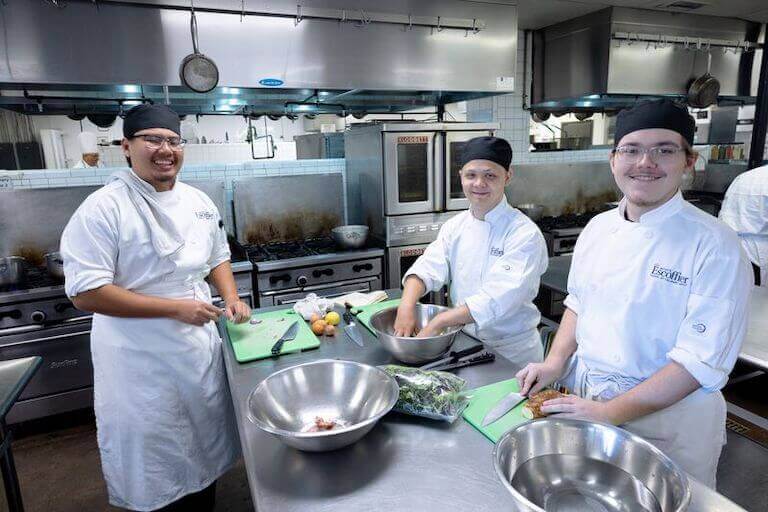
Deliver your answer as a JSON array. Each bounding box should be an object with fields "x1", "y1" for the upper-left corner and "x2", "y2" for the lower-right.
[
  {"x1": 530, "y1": 7, "x2": 764, "y2": 113},
  {"x1": 0, "y1": 0, "x2": 518, "y2": 117}
]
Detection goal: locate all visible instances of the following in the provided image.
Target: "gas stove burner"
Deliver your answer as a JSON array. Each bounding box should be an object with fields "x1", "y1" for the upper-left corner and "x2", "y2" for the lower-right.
[
  {"x1": 243, "y1": 236, "x2": 340, "y2": 263},
  {"x1": 537, "y1": 212, "x2": 598, "y2": 232},
  {"x1": 0, "y1": 267, "x2": 63, "y2": 293}
]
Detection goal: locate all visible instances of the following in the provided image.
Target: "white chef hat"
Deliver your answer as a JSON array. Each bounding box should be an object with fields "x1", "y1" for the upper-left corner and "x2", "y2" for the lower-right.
[{"x1": 78, "y1": 131, "x2": 98, "y2": 154}]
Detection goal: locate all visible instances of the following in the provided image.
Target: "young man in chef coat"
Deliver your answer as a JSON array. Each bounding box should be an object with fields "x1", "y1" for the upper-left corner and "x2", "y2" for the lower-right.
[
  {"x1": 60, "y1": 104, "x2": 251, "y2": 512},
  {"x1": 393, "y1": 136, "x2": 549, "y2": 367},
  {"x1": 72, "y1": 131, "x2": 104, "y2": 169},
  {"x1": 516, "y1": 99, "x2": 753, "y2": 487},
  {"x1": 719, "y1": 164, "x2": 768, "y2": 287}
]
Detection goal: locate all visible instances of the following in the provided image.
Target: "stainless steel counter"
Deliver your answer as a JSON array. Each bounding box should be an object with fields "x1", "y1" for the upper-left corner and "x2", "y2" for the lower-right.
[
  {"x1": 220, "y1": 290, "x2": 744, "y2": 512},
  {"x1": 540, "y1": 256, "x2": 768, "y2": 371}
]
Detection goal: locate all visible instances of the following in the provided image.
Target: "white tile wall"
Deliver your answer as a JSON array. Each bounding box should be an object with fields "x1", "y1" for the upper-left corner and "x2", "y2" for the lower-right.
[{"x1": 466, "y1": 32, "x2": 611, "y2": 166}]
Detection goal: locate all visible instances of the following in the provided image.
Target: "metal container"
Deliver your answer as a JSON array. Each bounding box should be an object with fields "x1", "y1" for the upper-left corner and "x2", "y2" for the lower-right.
[
  {"x1": 369, "y1": 304, "x2": 462, "y2": 364},
  {"x1": 515, "y1": 203, "x2": 545, "y2": 221},
  {"x1": 0, "y1": 256, "x2": 27, "y2": 287},
  {"x1": 247, "y1": 359, "x2": 398, "y2": 452},
  {"x1": 331, "y1": 225, "x2": 369, "y2": 250},
  {"x1": 494, "y1": 418, "x2": 691, "y2": 512},
  {"x1": 44, "y1": 252, "x2": 64, "y2": 280}
]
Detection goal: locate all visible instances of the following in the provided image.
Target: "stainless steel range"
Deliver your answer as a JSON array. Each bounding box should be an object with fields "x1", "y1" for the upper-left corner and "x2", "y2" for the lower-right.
[
  {"x1": 241, "y1": 237, "x2": 384, "y2": 307},
  {"x1": 536, "y1": 213, "x2": 598, "y2": 257}
]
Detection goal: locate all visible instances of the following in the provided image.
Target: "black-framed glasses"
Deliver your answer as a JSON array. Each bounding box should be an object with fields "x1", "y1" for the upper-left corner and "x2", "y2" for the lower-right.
[
  {"x1": 132, "y1": 134, "x2": 187, "y2": 150},
  {"x1": 613, "y1": 145, "x2": 685, "y2": 164}
]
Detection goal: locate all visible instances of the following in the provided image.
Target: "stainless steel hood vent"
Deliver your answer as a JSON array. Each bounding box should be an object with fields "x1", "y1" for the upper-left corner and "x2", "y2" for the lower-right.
[{"x1": 530, "y1": 7, "x2": 764, "y2": 113}]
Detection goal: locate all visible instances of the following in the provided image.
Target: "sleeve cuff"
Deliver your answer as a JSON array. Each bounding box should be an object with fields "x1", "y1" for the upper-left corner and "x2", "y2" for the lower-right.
[
  {"x1": 563, "y1": 294, "x2": 580, "y2": 315},
  {"x1": 464, "y1": 293, "x2": 494, "y2": 330},
  {"x1": 65, "y1": 273, "x2": 113, "y2": 299},
  {"x1": 667, "y1": 347, "x2": 728, "y2": 391}
]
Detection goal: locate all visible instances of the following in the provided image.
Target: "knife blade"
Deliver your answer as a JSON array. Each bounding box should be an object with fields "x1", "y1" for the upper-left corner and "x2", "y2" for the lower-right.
[
  {"x1": 270, "y1": 320, "x2": 299, "y2": 356},
  {"x1": 481, "y1": 390, "x2": 527, "y2": 427},
  {"x1": 344, "y1": 323, "x2": 364, "y2": 347},
  {"x1": 419, "y1": 344, "x2": 484, "y2": 370},
  {"x1": 427, "y1": 352, "x2": 495, "y2": 372}
]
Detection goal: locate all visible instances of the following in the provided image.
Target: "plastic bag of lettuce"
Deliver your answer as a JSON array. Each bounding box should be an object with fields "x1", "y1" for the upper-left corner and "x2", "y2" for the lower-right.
[{"x1": 380, "y1": 365, "x2": 469, "y2": 422}]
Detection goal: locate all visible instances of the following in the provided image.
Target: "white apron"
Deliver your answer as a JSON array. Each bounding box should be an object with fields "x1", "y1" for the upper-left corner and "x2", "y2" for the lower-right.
[
  {"x1": 558, "y1": 357, "x2": 725, "y2": 488},
  {"x1": 480, "y1": 327, "x2": 543, "y2": 369}
]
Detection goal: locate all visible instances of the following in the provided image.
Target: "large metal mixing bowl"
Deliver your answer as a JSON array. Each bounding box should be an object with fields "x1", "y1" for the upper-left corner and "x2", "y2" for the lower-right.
[
  {"x1": 369, "y1": 304, "x2": 462, "y2": 364},
  {"x1": 494, "y1": 418, "x2": 691, "y2": 512},
  {"x1": 248, "y1": 359, "x2": 398, "y2": 452},
  {"x1": 331, "y1": 225, "x2": 369, "y2": 249}
]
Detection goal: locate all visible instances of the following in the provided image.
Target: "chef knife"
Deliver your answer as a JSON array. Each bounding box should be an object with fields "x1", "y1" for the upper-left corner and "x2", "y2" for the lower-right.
[
  {"x1": 344, "y1": 323, "x2": 364, "y2": 347},
  {"x1": 419, "y1": 344, "x2": 485, "y2": 370},
  {"x1": 427, "y1": 352, "x2": 495, "y2": 372},
  {"x1": 481, "y1": 389, "x2": 526, "y2": 427},
  {"x1": 270, "y1": 320, "x2": 299, "y2": 356}
]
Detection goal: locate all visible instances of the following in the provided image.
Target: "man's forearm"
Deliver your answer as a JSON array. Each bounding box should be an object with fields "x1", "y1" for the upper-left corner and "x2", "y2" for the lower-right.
[
  {"x1": 208, "y1": 260, "x2": 239, "y2": 304},
  {"x1": 72, "y1": 284, "x2": 178, "y2": 318},
  {"x1": 434, "y1": 304, "x2": 474, "y2": 329},
  {"x1": 401, "y1": 275, "x2": 426, "y2": 306},
  {"x1": 605, "y1": 361, "x2": 700, "y2": 425},
  {"x1": 546, "y1": 307, "x2": 579, "y2": 367}
]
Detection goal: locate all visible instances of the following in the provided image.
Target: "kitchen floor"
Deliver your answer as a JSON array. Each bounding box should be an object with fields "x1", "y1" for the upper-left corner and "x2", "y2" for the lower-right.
[{"x1": 4, "y1": 402, "x2": 768, "y2": 512}]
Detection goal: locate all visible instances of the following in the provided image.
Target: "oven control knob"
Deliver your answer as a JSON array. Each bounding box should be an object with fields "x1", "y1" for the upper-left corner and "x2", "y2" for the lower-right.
[
  {"x1": 296, "y1": 275, "x2": 308, "y2": 287},
  {"x1": 31, "y1": 310, "x2": 47, "y2": 323}
]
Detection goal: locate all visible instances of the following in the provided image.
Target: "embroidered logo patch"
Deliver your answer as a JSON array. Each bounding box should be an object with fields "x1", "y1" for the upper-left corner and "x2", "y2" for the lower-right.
[
  {"x1": 490, "y1": 247, "x2": 504, "y2": 257},
  {"x1": 195, "y1": 210, "x2": 216, "y2": 220},
  {"x1": 650, "y1": 263, "x2": 689, "y2": 286}
]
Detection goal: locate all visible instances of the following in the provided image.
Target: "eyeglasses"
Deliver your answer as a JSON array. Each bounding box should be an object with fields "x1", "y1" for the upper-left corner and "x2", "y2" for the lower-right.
[
  {"x1": 613, "y1": 145, "x2": 685, "y2": 164},
  {"x1": 132, "y1": 135, "x2": 187, "y2": 150}
]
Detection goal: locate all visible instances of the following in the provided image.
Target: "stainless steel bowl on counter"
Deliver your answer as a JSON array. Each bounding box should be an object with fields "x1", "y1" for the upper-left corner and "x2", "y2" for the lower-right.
[
  {"x1": 248, "y1": 359, "x2": 398, "y2": 452},
  {"x1": 515, "y1": 203, "x2": 545, "y2": 221},
  {"x1": 0, "y1": 256, "x2": 27, "y2": 288},
  {"x1": 369, "y1": 304, "x2": 462, "y2": 364},
  {"x1": 331, "y1": 225, "x2": 369, "y2": 250},
  {"x1": 494, "y1": 418, "x2": 691, "y2": 512}
]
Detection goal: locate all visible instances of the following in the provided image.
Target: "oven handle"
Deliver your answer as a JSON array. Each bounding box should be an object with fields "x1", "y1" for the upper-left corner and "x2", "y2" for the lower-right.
[
  {"x1": 0, "y1": 330, "x2": 91, "y2": 348},
  {"x1": 259, "y1": 276, "x2": 379, "y2": 297}
]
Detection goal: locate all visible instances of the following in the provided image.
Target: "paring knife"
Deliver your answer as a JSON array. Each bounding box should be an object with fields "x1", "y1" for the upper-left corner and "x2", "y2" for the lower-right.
[
  {"x1": 481, "y1": 389, "x2": 527, "y2": 427},
  {"x1": 270, "y1": 320, "x2": 299, "y2": 356}
]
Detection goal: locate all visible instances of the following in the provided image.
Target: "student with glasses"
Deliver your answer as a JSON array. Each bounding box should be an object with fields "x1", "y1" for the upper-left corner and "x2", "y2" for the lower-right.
[
  {"x1": 60, "y1": 104, "x2": 250, "y2": 511},
  {"x1": 515, "y1": 99, "x2": 752, "y2": 488}
]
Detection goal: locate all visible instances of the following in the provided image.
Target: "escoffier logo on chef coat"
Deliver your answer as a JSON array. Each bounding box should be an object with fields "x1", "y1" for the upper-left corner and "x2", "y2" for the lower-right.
[
  {"x1": 195, "y1": 210, "x2": 216, "y2": 220},
  {"x1": 490, "y1": 247, "x2": 504, "y2": 257},
  {"x1": 649, "y1": 263, "x2": 689, "y2": 286}
]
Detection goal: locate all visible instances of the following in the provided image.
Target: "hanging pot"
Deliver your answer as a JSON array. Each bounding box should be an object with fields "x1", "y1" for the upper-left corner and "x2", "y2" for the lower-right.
[
  {"x1": 574, "y1": 111, "x2": 593, "y2": 121},
  {"x1": 179, "y1": 7, "x2": 219, "y2": 93},
  {"x1": 687, "y1": 52, "x2": 720, "y2": 109},
  {"x1": 531, "y1": 111, "x2": 550, "y2": 123},
  {"x1": 86, "y1": 114, "x2": 117, "y2": 128},
  {"x1": 67, "y1": 113, "x2": 86, "y2": 121}
]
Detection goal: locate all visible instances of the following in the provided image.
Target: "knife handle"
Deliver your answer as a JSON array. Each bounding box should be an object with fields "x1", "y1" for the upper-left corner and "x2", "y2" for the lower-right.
[
  {"x1": 270, "y1": 339, "x2": 286, "y2": 356},
  {"x1": 448, "y1": 344, "x2": 484, "y2": 361}
]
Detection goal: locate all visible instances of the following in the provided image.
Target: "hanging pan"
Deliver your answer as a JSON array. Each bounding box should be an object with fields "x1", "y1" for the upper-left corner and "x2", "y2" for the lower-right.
[
  {"x1": 687, "y1": 52, "x2": 720, "y2": 108},
  {"x1": 179, "y1": 4, "x2": 219, "y2": 93}
]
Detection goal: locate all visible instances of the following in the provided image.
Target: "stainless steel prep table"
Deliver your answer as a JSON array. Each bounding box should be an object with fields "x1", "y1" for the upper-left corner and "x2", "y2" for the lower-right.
[
  {"x1": 220, "y1": 291, "x2": 745, "y2": 512},
  {"x1": 540, "y1": 255, "x2": 768, "y2": 371}
]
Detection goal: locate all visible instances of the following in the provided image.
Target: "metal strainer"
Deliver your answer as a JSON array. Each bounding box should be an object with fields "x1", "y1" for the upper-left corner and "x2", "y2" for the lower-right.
[{"x1": 179, "y1": 2, "x2": 219, "y2": 93}]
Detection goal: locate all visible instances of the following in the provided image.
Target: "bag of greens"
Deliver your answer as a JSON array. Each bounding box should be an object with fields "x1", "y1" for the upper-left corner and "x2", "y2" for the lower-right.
[{"x1": 380, "y1": 365, "x2": 469, "y2": 423}]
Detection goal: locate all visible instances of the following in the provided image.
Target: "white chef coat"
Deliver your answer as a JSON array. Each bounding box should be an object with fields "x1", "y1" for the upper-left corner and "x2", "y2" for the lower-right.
[
  {"x1": 72, "y1": 158, "x2": 104, "y2": 169},
  {"x1": 404, "y1": 198, "x2": 549, "y2": 367},
  {"x1": 60, "y1": 171, "x2": 239, "y2": 511},
  {"x1": 561, "y1": 191, "x2": 752, "y2": 486},
  {"x1": 719, "y1": 164, "x2": 768, "y2": 287}
]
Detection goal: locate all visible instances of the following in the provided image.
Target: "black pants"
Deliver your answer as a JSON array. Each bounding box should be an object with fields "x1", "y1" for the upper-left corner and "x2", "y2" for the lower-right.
[{"x1": 142, "y1": 481, "x2": 217, "y2": 512}]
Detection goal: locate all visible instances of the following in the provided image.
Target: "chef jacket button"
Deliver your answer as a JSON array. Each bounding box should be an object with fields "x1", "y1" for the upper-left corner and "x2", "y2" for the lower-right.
[
  {"x1": 611, "y1": 227, "x2": 619, "y2": 234},
  {"x1": 614, "y1": 355, "x2": 621, "y2": 363},
  {"x1": 644, "y1": 231, "x2": 653, "y2": 239}
]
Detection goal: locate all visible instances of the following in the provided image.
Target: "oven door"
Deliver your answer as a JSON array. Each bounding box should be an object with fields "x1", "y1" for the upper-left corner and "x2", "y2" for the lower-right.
[
  {"x1": 386, "y1": 245, "x2": 448, "y2": 305},
  {"x1": 262, "y1": 276, "x2": 382, "y2": 306},
  {"x1": 383, "y1": 132, "x2": 436, "y2": 215},
  {"x1": 444, "y1": 130, "x2": 494, "y2": 211}
]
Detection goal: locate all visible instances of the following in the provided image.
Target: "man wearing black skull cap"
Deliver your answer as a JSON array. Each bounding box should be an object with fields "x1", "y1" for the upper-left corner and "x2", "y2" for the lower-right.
[
  {"x1": 394, "y1": 136, "x2": 549, "y2": 367},
  {"x1": 516, "y1": 99, "x2": 752, "y2": 486},
  {"x1": 60, "y1": 104, "x2": 250, "y2": 511}
]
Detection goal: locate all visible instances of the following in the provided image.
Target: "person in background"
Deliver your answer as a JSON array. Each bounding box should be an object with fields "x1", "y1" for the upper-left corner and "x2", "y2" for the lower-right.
[
  {"x1": 393, "y1": 136, "x2": 549, "y2": 367},
  {"x1": 60, "y1": 104, "x2": 250, "y2": 512},
  {"x1": 719, "y1": 163, "x2": 768, "y2": 287},
  {"x1": 516, "y1": 99, "x2": 752, "y2": 488},
  {"x1": 72, "y1": 131, "x2": 103, "y2": 169}
]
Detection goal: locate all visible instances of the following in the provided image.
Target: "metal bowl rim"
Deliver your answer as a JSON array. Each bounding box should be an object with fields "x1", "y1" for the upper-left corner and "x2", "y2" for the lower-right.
[
  {"x1": 247, "y1": 359, "x2": 399, "y2": 439},
  {"x1": 369, "y1": 305, "x2": 464, "y2": 340},
  {"x1": 491, "y1": 417, "x2": 692, "y2": 512}
]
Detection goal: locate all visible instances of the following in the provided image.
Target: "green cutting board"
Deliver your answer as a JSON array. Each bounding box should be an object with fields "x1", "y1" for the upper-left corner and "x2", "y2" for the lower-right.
[
  {"x1": 462, "y1": 378, "x2": 529, "y2": 443},
  {"x1": 352, "y1": 299, "x2": 401, "y2": 334},
  {"x1": 226, "y1": 309, "x2": 320, "y2": 363}
]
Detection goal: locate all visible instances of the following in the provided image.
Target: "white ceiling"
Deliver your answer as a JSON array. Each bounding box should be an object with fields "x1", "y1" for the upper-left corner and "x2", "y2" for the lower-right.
[{"x1": 516, "y1": 0, "x2": 768, "y2": 29}]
